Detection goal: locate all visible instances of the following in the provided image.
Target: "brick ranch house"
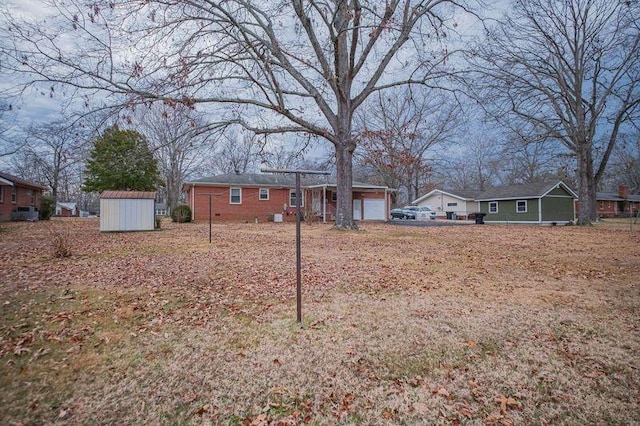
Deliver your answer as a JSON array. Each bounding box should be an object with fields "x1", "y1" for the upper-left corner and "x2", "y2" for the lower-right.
[
  {"x1": 595, "y1": 185, "x2": 640, "y2": 218},
  {"x1": 0, "y1": 171, "x2": 48, "y2": 221},
  {"x1": 183, "y1": 173, "x2": 393, "y2": 223}
]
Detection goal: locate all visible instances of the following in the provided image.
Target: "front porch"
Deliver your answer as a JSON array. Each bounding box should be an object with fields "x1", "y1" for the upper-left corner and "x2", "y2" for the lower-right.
[{"x1": 308, "y1": 183, "x2": 392, "y2": 222}]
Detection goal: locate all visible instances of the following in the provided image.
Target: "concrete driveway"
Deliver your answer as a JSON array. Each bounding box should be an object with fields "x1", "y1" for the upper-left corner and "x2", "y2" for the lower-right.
[{"x1": 388, "y1": 218, "x2": 477, "y2": 227}]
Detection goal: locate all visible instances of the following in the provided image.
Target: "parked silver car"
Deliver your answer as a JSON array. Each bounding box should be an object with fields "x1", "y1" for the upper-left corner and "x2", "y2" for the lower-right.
[
  {"x1": 390, "y1": 205, "x2": 436, "y2": 220},
  {"x1": 413, "y1": 206, "x2": 437, "y2": 220}
]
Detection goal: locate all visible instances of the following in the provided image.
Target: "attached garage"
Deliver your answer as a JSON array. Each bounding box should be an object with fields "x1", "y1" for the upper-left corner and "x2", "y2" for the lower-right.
[
  {"x1": 363, "y1": 198, "x2": 387, "y2": 220},
  {"x1": 306, "y1": 181, "x2": 392, "y2": 222},
  {"x1": 100, "y1": 190, "x2": 157, "y2": 232}
]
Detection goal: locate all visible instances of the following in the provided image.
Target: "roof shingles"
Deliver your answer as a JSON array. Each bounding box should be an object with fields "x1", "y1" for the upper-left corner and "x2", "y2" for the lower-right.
[
  {"x1": 475, "y1": 181, "x2": 575, "y2": 200},
  {"x1": 0, "y1": 171, "x2": 48, "y2": 190}
]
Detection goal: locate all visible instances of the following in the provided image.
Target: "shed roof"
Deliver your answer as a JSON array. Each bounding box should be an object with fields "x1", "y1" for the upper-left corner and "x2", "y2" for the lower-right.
[
  {"x1": 100, "y1": 190, "x2": 157, "y2": 199},
  {"x1": 475, "y1": 181, "x2": 577, "y2": 201}
]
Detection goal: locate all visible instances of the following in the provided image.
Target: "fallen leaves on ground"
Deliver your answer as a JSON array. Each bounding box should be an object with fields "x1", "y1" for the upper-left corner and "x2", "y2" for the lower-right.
[{"x1": 0, "y1": 219, "x2": 639, "y2": 424}]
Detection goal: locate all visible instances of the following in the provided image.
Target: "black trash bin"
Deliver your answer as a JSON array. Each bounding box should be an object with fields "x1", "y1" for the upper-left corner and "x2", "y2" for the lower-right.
[
  {"x1": 446, "y1": 211, "x2": 453, "y2": 220},
  {"x1": 475, "y1": 213, "x2": 486, "y2": 224}
]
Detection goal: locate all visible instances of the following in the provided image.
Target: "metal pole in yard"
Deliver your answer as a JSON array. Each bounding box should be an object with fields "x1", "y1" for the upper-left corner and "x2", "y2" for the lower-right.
[
  {"x1": 295, "y1": 172, "x2": 302, "y2": 323},
  {"x1": 262, "y1": 167, "x2": 330, "y2": 325}
]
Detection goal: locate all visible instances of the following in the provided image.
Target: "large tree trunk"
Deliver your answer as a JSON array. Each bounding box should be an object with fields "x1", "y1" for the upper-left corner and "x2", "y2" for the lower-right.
[
  {"x1": 335, "y1": 140, "x2": 356, "y2": 229},
  {"x1": 576, "y1": 144, "x2": 597, "y2": 225}
]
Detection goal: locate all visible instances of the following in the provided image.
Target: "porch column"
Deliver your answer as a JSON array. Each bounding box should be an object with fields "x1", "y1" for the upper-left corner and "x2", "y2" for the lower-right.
[
  {"x1": 323, "y1": 186, "x2": 327, "y2": 224},
  {"x1": 191, "y1": 185, "x2": 195, "y2": 221},
  {"x1": 385, "y1": 189, "x2": 389, "y2": 221}
]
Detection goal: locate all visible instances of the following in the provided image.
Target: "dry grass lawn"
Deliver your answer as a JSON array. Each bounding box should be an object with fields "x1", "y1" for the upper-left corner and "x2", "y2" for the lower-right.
[{"x1": 0, "y1": 218, "x2": 639, "y2": 425}]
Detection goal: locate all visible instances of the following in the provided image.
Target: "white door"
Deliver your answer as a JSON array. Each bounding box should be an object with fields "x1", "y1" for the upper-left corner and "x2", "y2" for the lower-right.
[
  {"x1": 353, "y1": 199, "x2": 362, "y2": 220},
  {"x1": 363, "y1": 198, "x2": 386, "y2": 220},
  {"x1": 312, "y1": 190, "x2": 321, "y2": 215}
]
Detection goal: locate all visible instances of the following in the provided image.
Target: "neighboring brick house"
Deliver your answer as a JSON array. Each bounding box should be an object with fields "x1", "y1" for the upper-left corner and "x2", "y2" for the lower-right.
[
  {"x1": 183, "y1": 173, "x2": 392, "y2": 222},
  {"x1": 596, "y1": 185, "x2": 640, "y2": 218},
  {"x1": 0, "y1": 171, "x2": 48, "y2": 221}
]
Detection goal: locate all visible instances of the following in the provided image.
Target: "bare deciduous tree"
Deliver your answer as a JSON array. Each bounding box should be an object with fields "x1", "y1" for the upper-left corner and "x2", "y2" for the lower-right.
[
  {"x1": 209, "y1": 127, "x2": 265, "y2": 175},
  {"x1": 355, "y1": 89, "x2": 460, "y2": 205},
  {"x1": 470, "y1": 0, "x2": 640, "y2": 224},
  {"x1": 601, "y1": 132, "x2": 640, "y2": 193},
  {"x1": 442, "y1": 137, "x2": 500, "y2": 191},
  {"x1": 11, "y1": 121, "x2": 87, "y2": 202},
  {"x1": 499, "y1": 126, "x2": 565, "y2": 185},
  {"x1": 0, "y1": 102, "x2": 24, "y2": 159},
  {"x1": 138, "y1": 104, "x2": 217, "y2": 214},
  {"x1": 259, "y1": 140, "x2": 313, "y2": 172},
  {"x1": 1, "y1": 0, "x2": 474, "y2": 228}
]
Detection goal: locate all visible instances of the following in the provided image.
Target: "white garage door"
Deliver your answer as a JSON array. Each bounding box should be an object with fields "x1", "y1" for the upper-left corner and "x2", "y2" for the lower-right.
[{"x1": 363, "y1": 198, "x2": 386, "y2": 220}]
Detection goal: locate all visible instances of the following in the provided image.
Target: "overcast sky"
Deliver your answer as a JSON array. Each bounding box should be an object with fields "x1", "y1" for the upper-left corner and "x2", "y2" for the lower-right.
[
  {"x1": 1, "y1": 0, "x2": 506, "y2": 156},
  {"x1": 2, "y1": 0, "x2": 62, "y2": 125}
]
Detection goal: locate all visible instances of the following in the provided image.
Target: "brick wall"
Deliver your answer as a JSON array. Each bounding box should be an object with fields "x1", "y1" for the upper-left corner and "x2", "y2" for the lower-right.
[
  {"x1": 188, "y1": 185, "x2": 301, "y2": 222},
  {"x1": 187, "y1": 184, "x2": 389, "y2": 222},
  {"x1": 0, "y1": 185, "x2": 43, "y2": 221},
  {"x1": 597, "y1": 200, "x2": 617, "y2": 217}
]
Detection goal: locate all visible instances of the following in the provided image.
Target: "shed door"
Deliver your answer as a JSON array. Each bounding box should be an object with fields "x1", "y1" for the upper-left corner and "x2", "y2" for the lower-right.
[{"x1": 363, "y1": 198, "x2": 386, "y2": 220}]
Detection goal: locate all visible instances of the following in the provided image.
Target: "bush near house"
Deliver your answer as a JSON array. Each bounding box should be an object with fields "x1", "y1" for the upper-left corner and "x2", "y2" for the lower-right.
[
  {"x1": 171, "y1": 204, "x2": 192, "y2": 223},
  {"x1": 39, "y1": 195, "x2": 55, "y2": 220}
]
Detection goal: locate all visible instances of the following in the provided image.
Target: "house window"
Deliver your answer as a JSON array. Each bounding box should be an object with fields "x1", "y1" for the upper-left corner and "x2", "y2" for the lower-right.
[
  {"x1": 11, "y1": 186, "x2": 17, "y2": 203},
  {"x1": 0, "y1": 186, "x2": 3, "y2": 202},
  {"x1": 259, "y1": 188, "x2": 269, "y2": 200},
  {"x1": 230, "y1": 187, "x2": 242, "y2": 204},
  {"x1": 447, "y1": 202, "x2": 458, "y2": 207},
  {"x1": 27, "y1": 189, "x2": 35, "y2": 205},
  {"x1": 516, "y1": 200, "x2": 527, "y2": 213},
  {"x1": 331, "y1": 192, "x2": 337, "y2": 202},
  {"x1": 599, "y1": 201, "x2": 604, "y2": 209},
  {"x1": 489, "y1": 201, "x2": 498, "y2": 213},
  {"x1": 290, "y1": 190, "x2": 303, "y2": 207}
]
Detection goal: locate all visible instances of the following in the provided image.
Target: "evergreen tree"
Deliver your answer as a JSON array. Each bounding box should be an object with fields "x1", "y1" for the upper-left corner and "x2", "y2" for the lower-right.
[{"x1": 83, "y1": 125, "x2": 160, "y2": 192}]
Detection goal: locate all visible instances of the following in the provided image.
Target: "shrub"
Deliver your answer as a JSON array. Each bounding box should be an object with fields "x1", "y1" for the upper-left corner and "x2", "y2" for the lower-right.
[
  {"x1": 171, "y1": 204, "x2": 192, "y2": 223},
  {"x1": 302, "y1": 204, "x2": 316, "y2": 225},
  {"x1": 155, "y1": 215, "x2": 162, "y2": 229},
  {"x1": 39, "y1": 195, "x2": 55, "y2": 220},
  {"x1": 50, "y1": 227, "x2": 72, "y2": 258}
]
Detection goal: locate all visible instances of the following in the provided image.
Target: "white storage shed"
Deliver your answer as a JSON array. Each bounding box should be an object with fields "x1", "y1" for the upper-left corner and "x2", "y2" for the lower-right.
[{"x1": 99, "y1": 190, "x2": 157, "y2": 232}]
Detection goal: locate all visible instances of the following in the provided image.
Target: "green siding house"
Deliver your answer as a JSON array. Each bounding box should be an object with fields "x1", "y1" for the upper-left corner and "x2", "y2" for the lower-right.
[{"x1": 476, "y1": 181, "x2": 577, "y2": 224}]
